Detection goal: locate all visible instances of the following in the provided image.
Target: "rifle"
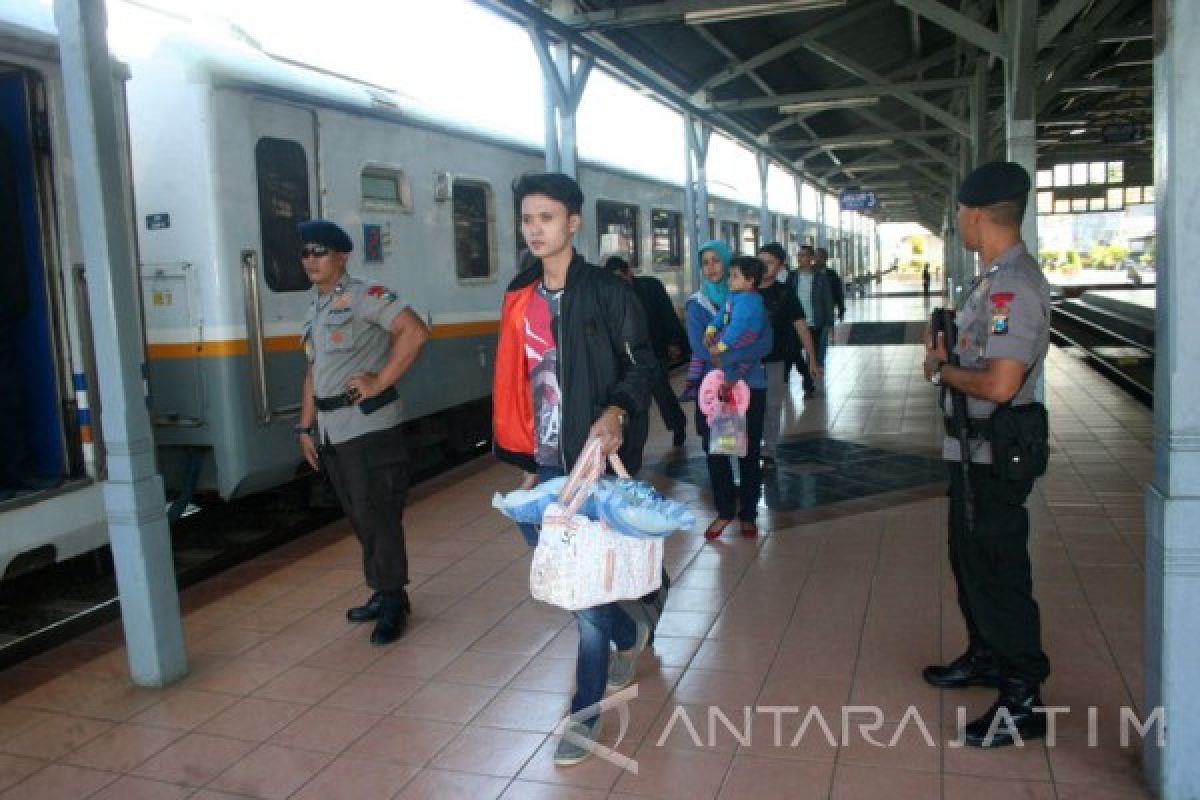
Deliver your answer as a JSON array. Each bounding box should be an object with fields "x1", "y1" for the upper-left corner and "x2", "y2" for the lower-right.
[{"x1": 933, "y1": 308, "x2": 973, "y2": 531}]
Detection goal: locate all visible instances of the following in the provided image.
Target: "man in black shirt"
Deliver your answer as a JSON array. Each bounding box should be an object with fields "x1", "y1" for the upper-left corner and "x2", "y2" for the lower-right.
[
  {"x1": 606, "y1": 256, "x2": 688, "y2": 446},
  {"x1": 757, "y1": 243, "x2": 820, "y2": 467}
]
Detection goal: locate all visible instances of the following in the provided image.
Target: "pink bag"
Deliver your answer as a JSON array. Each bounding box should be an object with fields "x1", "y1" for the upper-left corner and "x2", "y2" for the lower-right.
[{"x1": 697, "y1": 369, "x2": 750, "y2": 421}]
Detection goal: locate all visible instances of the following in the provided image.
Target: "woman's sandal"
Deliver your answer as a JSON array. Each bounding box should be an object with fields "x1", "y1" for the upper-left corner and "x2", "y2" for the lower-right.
[
  {"x1": 740, "y1": 521, "x2": 758, "y2": 539},
  {"x1": 704, "y1": 518, "x2": 731, "y2": 540}
]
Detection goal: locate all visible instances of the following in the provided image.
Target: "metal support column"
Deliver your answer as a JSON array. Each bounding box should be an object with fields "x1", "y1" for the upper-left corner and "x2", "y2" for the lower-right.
[
  {"x1": 685, "y1": 114, "x2": 712, "y2": 285},
  {"x1": 1146, "y1": 1, "x2": 1200, "y2": 795},
  {"x1": 757, "y1": 153, "x2": 771, "y2": 251},
  {"x1": 53, "y1": 0, "x2": 186, "y2": 686},
  {"x1": 528, "y1": 21, "x2": 593, "y2": 179},
  {"x1": 1004, "y1": 0, "x2": 1038, "y2": 252}
]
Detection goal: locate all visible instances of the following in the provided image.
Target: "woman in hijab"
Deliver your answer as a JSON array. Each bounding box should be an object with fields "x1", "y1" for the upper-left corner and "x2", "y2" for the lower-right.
[{"x1": 684, "y1": 241, "x2": 773, "y2": 539}]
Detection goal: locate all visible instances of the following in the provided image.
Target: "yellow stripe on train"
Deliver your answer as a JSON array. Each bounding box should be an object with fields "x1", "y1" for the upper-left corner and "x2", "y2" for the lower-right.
[{"x1": 145, "y1": 321, "x2": 501, "y2": 359}]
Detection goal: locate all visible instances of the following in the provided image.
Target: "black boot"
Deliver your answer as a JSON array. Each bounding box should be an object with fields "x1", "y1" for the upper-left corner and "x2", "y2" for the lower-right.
[
  {"x1": 346, "y1": 591, "x2": 383, "y2": 623},
  {"x1": 963, "y1": 678, "x2": 1047, "y2": 748},
  {"x1": 370, "y1": 589, "x2": 410, "y2": 646},
  {"x1": 922, "y1": 645, "x2": 1002, "y2": 689}
]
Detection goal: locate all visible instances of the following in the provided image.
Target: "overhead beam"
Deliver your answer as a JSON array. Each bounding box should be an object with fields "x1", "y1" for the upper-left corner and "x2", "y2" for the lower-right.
[
  {"x1": 708, "y1": 77, "x2": 969, "y2": 112},
  {"x1": 700, "y1": 0, "x2": 887, "y2": 90},
  {"x1": 892, "y1": 0, "x2": 1006, "y2": 58},
  {"x1": 558, "y1": 0, "x2": 847, "y2": 31},
  {"x1": 1037, "y1": 0, "x2": 1093, "y2": 50},
  {"x1": 803, "y1": 39, "x2": 970, "y2": 136}
]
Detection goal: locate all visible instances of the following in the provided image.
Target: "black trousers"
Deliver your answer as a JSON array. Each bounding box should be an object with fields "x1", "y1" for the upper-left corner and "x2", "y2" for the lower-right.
[
  {"x1": 650, "y1": 361, "x2": 687, "y2": 435},
  {"x1": 322, "y1": 424, "x2": 410, "y2": 592},
  {"x1": 947, "y1": 461, "x2": 1050, "y2": 684},
  {"x1": 695, "y1": 388, "x2": 767, "y2": 522}
]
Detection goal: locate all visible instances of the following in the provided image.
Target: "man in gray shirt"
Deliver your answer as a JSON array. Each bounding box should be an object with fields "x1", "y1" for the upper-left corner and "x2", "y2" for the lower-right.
[
  {"x1": 921, "y1": 162, "x2": 1052, "y2": 748},
  {"x1": 296, "y1": 220, "x2": 429, "y2": 645}
]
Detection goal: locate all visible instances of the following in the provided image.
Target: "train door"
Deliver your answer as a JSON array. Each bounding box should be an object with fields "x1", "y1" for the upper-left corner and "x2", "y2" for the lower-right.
[
  {"x1": 246, "y1": 99, "x2": 318, "y2": 421},
  {"x1": 0, "y1": 68, "x2": 72, "y2": 502}
]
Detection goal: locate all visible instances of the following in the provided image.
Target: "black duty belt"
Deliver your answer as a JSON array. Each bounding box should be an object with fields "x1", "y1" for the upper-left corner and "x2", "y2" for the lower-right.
[
  {"x1": 314, "y1": 385, "x2": 398, "y2": 414},
  {"x1": 944, "y1": 416, "x2": 991, "y2": 440}
]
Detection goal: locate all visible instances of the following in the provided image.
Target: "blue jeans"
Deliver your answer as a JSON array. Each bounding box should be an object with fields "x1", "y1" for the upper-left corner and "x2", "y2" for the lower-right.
[{"x1": 517, "y1": 464, "x2": 637, "y2": 721}]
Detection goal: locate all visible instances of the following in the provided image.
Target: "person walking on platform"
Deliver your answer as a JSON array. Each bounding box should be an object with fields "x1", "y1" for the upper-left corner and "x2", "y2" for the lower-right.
[
  {"x1": 757, "y1": 243, "x2": 820, "y2": 469},
  {"x1": 922, "y1": 262, "x2": 932, "y2": 298},
  {"x1": 787, "y1": 245, "x2": 835, "y2": 396},
  {"x1": 921, "y1": 161, "x2": 1053, "y2": 747},
  {"x1": 818, "y1": 247, "x2": 846, "y2": 326},
  {"x1": 685, "y1": 245, "x2": 773, "y2": 540},
  {"x1": 605, "y1": 256, "x2": 689, "y2": 447},
  {"x1": 493, "y1": 173, "x2": 656, "y2": 766},
  {"x1": 295, "y1": 220, "x2": 429, "y2": 646}
]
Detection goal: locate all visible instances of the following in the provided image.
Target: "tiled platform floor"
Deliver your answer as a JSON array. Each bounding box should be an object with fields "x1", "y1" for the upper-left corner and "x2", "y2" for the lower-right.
[{"x1": 0, "y1": 296, "x2": 1154, "y2": 799}]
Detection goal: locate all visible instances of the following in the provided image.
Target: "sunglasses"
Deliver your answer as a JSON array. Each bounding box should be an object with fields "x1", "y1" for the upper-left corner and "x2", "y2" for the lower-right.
[{"x1": 301, "y1": 245, "x2": 330, "y2": 258}]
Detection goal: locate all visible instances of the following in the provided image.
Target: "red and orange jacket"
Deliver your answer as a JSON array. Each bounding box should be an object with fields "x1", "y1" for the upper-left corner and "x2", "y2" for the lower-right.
[{"x1": 493, "y1": 252, "x2": 654, "y2": 475}]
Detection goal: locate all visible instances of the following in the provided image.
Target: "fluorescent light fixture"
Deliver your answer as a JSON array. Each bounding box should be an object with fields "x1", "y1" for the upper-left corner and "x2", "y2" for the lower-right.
[
  {"x1": 779, "y1": 96, "x2": 880, "y2": 114},
  {"x1": 1069, "y1": 128, "x2": 1087, "y2": 135},
  {"x1": 825, "y1": 138, "x2": 894, "y2": 149},
  {"x1": 685, "y1": 1, "x2": 846, "y2": 25},
  {"x1": 843, "y1": 163, "x2": 902, "y2": 172}
]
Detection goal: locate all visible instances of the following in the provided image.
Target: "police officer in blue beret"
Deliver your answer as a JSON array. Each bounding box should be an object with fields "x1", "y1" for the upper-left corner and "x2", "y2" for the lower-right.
[
  {"x1": 921, "y1": 162, "x2": 1053, "y2": 747},
  {"x1": 295, "y1": 219, "x2": 430, "y2": 645}
]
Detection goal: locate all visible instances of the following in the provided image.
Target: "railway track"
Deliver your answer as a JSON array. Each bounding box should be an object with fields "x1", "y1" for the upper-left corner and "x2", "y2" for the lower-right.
[{"x1": 1050, "y1": 297, "x2": 1154, "y2": 407}]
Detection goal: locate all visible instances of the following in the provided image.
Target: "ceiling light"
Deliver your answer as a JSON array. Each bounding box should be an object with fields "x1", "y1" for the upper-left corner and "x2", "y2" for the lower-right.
[
  {"x1": 685, "y1": 1, "x2": 846, "y2": 25},
  {"x1": 778, "y1": 96, "x2": 880, "y2": 114},
  {"x1": 1069, "y1": 128, "x2": 1087, "y2": 135},
  {"x1": 825, "y1": 138, "x2": 894, "y2": 149}
]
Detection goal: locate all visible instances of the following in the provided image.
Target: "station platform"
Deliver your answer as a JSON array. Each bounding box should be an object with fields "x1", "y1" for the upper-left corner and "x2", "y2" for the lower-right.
[{"x1": 0, "y1": 294, "x2": 1153, "y2": 800}]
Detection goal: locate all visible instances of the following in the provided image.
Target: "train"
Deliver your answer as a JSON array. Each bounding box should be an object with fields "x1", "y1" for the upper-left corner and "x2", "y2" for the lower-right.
[{"x1": 0, "y1": 2, "x2": 869, "y2": 580}]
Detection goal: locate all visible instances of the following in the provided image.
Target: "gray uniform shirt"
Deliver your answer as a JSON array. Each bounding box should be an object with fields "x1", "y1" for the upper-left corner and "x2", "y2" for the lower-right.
[
  {"x1": 302, "y1": 275, "x2": 406, "y2": 445},
  {"x1": 942, "y1": 241, "x2": 1050, "y2": 463}
]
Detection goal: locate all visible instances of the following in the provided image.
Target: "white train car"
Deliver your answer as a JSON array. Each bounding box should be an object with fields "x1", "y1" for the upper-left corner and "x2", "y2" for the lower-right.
[
  {"x1": 0, "y1": 3, "x2": 800, "y2": 579},
  {"x1": 0, "y1": 5, "x2": 129, "y2": 577}
]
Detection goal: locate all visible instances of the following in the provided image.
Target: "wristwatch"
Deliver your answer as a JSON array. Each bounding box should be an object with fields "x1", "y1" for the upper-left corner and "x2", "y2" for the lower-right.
[
  {"x1": 293, "y1": 424, "x2": 315, "y2": 436},
  {"x1": 930, "y1": 361, "x2": 946, "y2": 386}
]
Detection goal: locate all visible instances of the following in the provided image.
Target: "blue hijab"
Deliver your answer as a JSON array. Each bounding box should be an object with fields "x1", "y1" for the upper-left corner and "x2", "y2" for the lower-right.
[{"x1": 698, "y1": 239, "x2": 732, "y2": 309}]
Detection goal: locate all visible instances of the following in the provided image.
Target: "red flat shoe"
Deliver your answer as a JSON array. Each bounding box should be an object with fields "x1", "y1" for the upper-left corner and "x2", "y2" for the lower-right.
[
  {"x1": 704, "y1": 519, "x2": 730, "y2": 540},
  {"x1": 740, "y1": 521, "x2": 758, "y2": 539}
]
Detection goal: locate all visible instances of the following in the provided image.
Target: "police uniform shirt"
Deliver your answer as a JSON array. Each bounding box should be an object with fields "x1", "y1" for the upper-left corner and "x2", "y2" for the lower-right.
[
  {"x1": 942, "y1": 241, "x2": 1051, "y2": 463},
  {"x1": 303, "y1": 275, "x2": 406, "y2": 445}
]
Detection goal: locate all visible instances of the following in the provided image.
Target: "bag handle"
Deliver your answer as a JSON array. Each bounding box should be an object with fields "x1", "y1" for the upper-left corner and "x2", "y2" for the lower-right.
[{"x1": 557, "y1": 434, "x2": 631, "y2": 516}]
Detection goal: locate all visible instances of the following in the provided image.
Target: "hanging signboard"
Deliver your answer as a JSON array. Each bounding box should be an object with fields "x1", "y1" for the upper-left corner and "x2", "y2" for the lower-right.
[{"x1": 839, "y1": 190, "x2": 877, "y2": 211}]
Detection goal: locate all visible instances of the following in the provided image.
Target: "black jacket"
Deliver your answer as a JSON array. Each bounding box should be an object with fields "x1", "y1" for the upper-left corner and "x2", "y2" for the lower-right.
[
  {"x1": 493, "y1": 252, "x2": 655, "y2": 475},
  {"x1": 632, "y1": 275, "x2": 689, "y2": 363}
]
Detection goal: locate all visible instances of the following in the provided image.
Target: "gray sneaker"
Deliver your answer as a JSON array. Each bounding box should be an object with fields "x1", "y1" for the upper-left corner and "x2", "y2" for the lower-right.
[
  {"x1": 554, "y1": 716, "x2": 602, "y2": 766},
  {"x1": 606, "y1": 619, "x2": 651, "y2": 690}
]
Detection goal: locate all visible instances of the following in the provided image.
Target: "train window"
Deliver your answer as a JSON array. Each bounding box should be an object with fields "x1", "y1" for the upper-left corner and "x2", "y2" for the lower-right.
[
  {"x1": 452, "y1": 179, "x2": 495, "y2": 282},
  {"x1": 597, "y1": 200, "x2": 640, "y2": 266},
  {"x1": 360, "y1": 166, "x2": 412, "y2": 212},
  {"x1": 651, "y1": 209, "x2": 681, "y2": 270},
  {"x1": 741, "y1": 225, "x2": 759, "y2": 255},
  {"x1": 719, "y1": 220, "x2": 738, "y2": 252},
  {"x1": 255, "y1": 137, "x2": 312, "y2": 292}
]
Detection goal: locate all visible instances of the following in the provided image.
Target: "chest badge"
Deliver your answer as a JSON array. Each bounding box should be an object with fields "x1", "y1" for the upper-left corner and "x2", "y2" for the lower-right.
[{"x1": 989, "y1": 291, "x2": 1014, "y2": 336}]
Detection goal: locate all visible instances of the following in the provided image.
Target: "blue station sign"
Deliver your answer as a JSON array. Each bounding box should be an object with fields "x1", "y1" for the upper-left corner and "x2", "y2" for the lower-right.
[{"x1": 839, "y1": 190, "x2": 877, "y2": 211}]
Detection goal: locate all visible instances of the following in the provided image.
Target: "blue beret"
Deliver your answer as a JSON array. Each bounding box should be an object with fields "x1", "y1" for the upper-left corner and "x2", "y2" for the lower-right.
[
  {"x1": 957, "y1": 161, "x2": 1031, "y2": 208},
  {"x1": 298, "y1": 219, "x2": 353, "y2": 252}
]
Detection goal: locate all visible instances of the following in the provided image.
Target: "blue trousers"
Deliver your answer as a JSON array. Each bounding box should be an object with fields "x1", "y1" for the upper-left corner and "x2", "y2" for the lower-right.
[{"x1": 518, "y1": 464, "x2": 637, "y2": 720}]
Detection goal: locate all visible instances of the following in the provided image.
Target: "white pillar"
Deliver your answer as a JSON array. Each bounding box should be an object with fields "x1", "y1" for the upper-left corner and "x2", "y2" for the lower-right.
[
  {"x1": 1145, "y1": 1, "x2": 1200, "y2": 795},
  {"x1": 54, "y1": 0, "x2": 186, "y2": 686},
  {"x1": 1005, "y1": 115, "x2": 1038, "y2": 252}
]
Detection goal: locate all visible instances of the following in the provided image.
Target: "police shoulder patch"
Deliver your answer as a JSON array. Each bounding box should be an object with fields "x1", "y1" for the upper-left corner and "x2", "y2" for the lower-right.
[{"x1": 991, "y1": 314, "x2": 1009, "y2": 335}]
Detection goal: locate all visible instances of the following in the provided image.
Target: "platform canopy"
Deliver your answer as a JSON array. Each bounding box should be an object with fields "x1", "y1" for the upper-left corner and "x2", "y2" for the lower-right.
[{"x1": 476, "y1": 0, "x2": 1152, "y2": 232}]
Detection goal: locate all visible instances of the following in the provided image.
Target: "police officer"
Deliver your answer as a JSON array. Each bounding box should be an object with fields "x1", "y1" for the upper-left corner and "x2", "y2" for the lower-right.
[
  {"x1": 296, "y1": 219, "x2": 430, "y2": 645},
  {"x1": 921, "y1": 162, "x2": 1052, "y2": 747}
]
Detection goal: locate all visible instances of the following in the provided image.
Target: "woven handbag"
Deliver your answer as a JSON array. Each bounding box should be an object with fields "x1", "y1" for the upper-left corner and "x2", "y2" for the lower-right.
[{"x1": 529, "y1": 437, "x2": 663, "y2": 611}]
